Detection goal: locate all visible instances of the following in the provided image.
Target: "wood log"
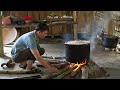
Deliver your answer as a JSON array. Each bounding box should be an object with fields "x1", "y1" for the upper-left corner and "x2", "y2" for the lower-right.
[
  {"x1": 70, "y1": 65, "x2": 82, "y2": 77},
  {"x1": 54, "y1": 68, "x2": 73, "y2": 79},
  {"x1": 15, "y1": 75, "x2": 41, "y2": 79},
  {"x1": 54, "y1": 65, "x2": 77, "y2": 79},
  {"x1": 0, "y1": 67, "x2": 42, "y2": 74},
  {"x1": 64, "y1": 65, "x2": 82, "y2": 79},
  {"x1": 0, "y1": 70, "x2": 33, "y2": 74}
]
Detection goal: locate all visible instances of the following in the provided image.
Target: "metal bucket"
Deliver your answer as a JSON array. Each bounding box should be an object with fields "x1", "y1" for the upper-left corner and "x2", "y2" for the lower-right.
[{"x1": 102, "y1": 35, "x2": 119, "y2": 48}]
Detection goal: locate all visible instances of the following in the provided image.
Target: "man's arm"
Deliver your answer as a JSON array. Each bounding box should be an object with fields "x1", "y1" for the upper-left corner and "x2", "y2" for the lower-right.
[{"x1": 30, "y1": 49, "x2": 59, "y2": 73}]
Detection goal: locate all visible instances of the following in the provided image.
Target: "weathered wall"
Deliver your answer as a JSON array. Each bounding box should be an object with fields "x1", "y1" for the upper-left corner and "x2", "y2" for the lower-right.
[
  {"x1": 76, "y1": 11, "x2": 114, "y2": 35},
  {"x1": 76, "y1": 11, "x2": 93, "y2": 33}
]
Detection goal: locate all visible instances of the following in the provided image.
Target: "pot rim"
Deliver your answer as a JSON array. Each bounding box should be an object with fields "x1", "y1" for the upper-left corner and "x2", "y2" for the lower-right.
[
  {"x1": 102, "y1": 34, "x2": 118, "y2": 39},
  {"x1": 64, "y1": 40, "x2": 90, "y2": 45}
]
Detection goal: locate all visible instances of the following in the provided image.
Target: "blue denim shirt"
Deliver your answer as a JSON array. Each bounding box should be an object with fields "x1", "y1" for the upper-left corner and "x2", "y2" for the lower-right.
[{"x1": 11, "y1": 30, "x2": 39, "y2": 58}]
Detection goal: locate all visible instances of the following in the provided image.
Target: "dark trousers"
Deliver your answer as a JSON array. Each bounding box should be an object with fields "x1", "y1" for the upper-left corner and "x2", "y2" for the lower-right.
[{"x1": 12, "y1": 46, "x2": 45, "y2": 63}]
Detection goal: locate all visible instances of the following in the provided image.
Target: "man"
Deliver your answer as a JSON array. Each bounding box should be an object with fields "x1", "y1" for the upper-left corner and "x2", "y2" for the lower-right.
[{"x1": 11, "y1": 22, "x2": 59, "y2": 73}]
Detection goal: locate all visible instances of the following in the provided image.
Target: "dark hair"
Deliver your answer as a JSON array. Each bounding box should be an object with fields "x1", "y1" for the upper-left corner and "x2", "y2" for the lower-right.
[{"x1": 35, "y1": 22, "x2": 49, "y2": 32}]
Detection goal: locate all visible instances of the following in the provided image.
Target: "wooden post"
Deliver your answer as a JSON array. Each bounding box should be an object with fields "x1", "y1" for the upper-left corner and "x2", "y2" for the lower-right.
[
  {"x1": 0, "y1": 11, "x2": 4, "y2": 57},
  {"x1": 73, "y1": 11, "x2": 78, "y2": 40}
]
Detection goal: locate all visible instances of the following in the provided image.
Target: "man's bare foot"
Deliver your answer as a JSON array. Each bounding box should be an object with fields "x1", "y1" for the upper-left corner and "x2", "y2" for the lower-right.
[
  {"x1": 19, "y1": 64, "x2": 27, "y2": 69},
  {"x1": 19, "y1": 61, "x2": 27, "y2": 69}
]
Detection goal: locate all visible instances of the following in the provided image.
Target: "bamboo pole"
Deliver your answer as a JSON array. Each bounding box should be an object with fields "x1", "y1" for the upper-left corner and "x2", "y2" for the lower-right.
[
  {"x1": 0, "y1": 11, "x2": 4, "y2": 57},
  {"x1": 53, "y1": 64, "x2": 77, "y2": 79},
  {"x1": 54, "y1": 68, "x2": 73, "y2": 79}
]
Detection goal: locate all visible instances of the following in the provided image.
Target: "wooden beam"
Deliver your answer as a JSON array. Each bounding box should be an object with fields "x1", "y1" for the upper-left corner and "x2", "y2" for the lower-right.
[
  {"x1": 0, "y1": 11, "x2": 4, "y2": 57},
  {"x1": 73, "y1": 11, "x2": 77, "y2": 40}
]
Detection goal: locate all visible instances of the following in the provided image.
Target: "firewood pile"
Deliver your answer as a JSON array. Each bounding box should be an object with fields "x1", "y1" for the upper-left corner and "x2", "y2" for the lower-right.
[
  {"x1": 41, "y1": 63, "x2": 83, "y2": 79},
  {"x1": 40, "y1": 60, "x2": 86, "y2": 79},
  {"x1": 41, "y1": 58, "x2": 110, "y2": 79}
]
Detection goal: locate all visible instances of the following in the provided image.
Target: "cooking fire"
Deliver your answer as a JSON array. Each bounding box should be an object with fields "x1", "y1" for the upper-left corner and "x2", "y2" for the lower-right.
[
  {"x1": 41, "y1": 60, "x2": 87, "y2": 79},
  {"x1": 70, "y1": 60, "x2": 86, "y2": 72}
]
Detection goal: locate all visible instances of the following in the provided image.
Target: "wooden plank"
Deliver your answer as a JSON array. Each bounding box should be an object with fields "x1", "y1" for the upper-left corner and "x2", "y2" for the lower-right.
[
  {"x1": 9, "y1": 11, "x2": 16, "y2": 17},
  {"x1": 27, "y1": 11, "x2": 33, "y2": 17},
  {"x1": 51, "y1": 24, "x2": 63, "y2": 36},
  {"x1": 39, "y1": 11, "x2": 47, "y2": 19},
  {"x1": 0, "y1": 12, "x2": 4, "y2": 57},
  {"x1": 32, "y1": 11, "x2": 40, "y2": 20},
  {"x1": 73, "y1": 11, "x2": 77, "y2": 40}
]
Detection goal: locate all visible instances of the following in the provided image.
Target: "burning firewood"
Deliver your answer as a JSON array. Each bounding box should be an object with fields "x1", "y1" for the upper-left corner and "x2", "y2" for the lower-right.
[
  {"x1": 42, "y1": 64, "x2": 76, "y2": 79},
  {"x1": 69, "y1": 61, "x2": 86, "y2": 78},
  {"x1": 64, "y1": 62, "x2": 85, "y2": 79},
  {"x1": 53, "y1": 64, "x2": 78, "y2": 79},
  {"x1": 70, "y1": 65, "x2": 82, "y2": 78},
  {"x1": 42, "y1": 61, "x2": 87, "y2": 79}
]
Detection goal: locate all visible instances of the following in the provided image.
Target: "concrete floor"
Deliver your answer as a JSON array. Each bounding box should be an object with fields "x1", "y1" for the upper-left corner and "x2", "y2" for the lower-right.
[{"x1": 0, "y1": 38, "x2": 120, "y2": 79}]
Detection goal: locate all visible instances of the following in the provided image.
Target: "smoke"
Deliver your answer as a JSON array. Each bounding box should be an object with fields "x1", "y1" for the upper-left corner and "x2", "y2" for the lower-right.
[
  {"x1": 90, "y1": 12, "x2": 113, "y2": 52},
  {"x1": 64, "y1": 32, "x2": 74, "y2": 42},
  {"x1": 92, "y1": 12, "x2": 114, "y2": 51},
  {"x1": 64, "y1": 11, "x2": 114, "y2": 54},
  {"x1": 78, "y1": 11, "x2": 114, "y2": 53},
  {"x1": 77, "y1": 24, "x2": 92, "y2": 40}
]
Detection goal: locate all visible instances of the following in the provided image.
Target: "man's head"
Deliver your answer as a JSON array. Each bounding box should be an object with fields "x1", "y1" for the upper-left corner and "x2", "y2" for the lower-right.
[{"x1": 35, "y1": 22, "x2": 49, "y2": 39}]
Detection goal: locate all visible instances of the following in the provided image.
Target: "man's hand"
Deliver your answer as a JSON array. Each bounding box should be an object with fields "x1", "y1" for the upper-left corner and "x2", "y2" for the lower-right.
[{"x1": 48, "y1": 66, "x2": 59, "y2": 73}]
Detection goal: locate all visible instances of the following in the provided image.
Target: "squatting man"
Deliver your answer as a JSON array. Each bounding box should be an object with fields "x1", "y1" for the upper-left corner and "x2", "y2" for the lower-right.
[{"x1": 11, "y1": 22, "x2": 59, "y2": 73}]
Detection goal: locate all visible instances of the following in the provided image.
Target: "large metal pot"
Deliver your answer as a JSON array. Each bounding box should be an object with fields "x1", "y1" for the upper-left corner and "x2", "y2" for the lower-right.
[
  {"x1": 102, "y1": 35, "x2": 119, "y2": 48},
  {"x1": 64, "y1": 40, "x2": 90, "y2": 63}
]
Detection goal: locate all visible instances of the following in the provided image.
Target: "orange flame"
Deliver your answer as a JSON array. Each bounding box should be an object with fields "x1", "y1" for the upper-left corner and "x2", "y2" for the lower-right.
[{"x1": 73, "y1": 60, "x2": 86, "y2": 72}]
